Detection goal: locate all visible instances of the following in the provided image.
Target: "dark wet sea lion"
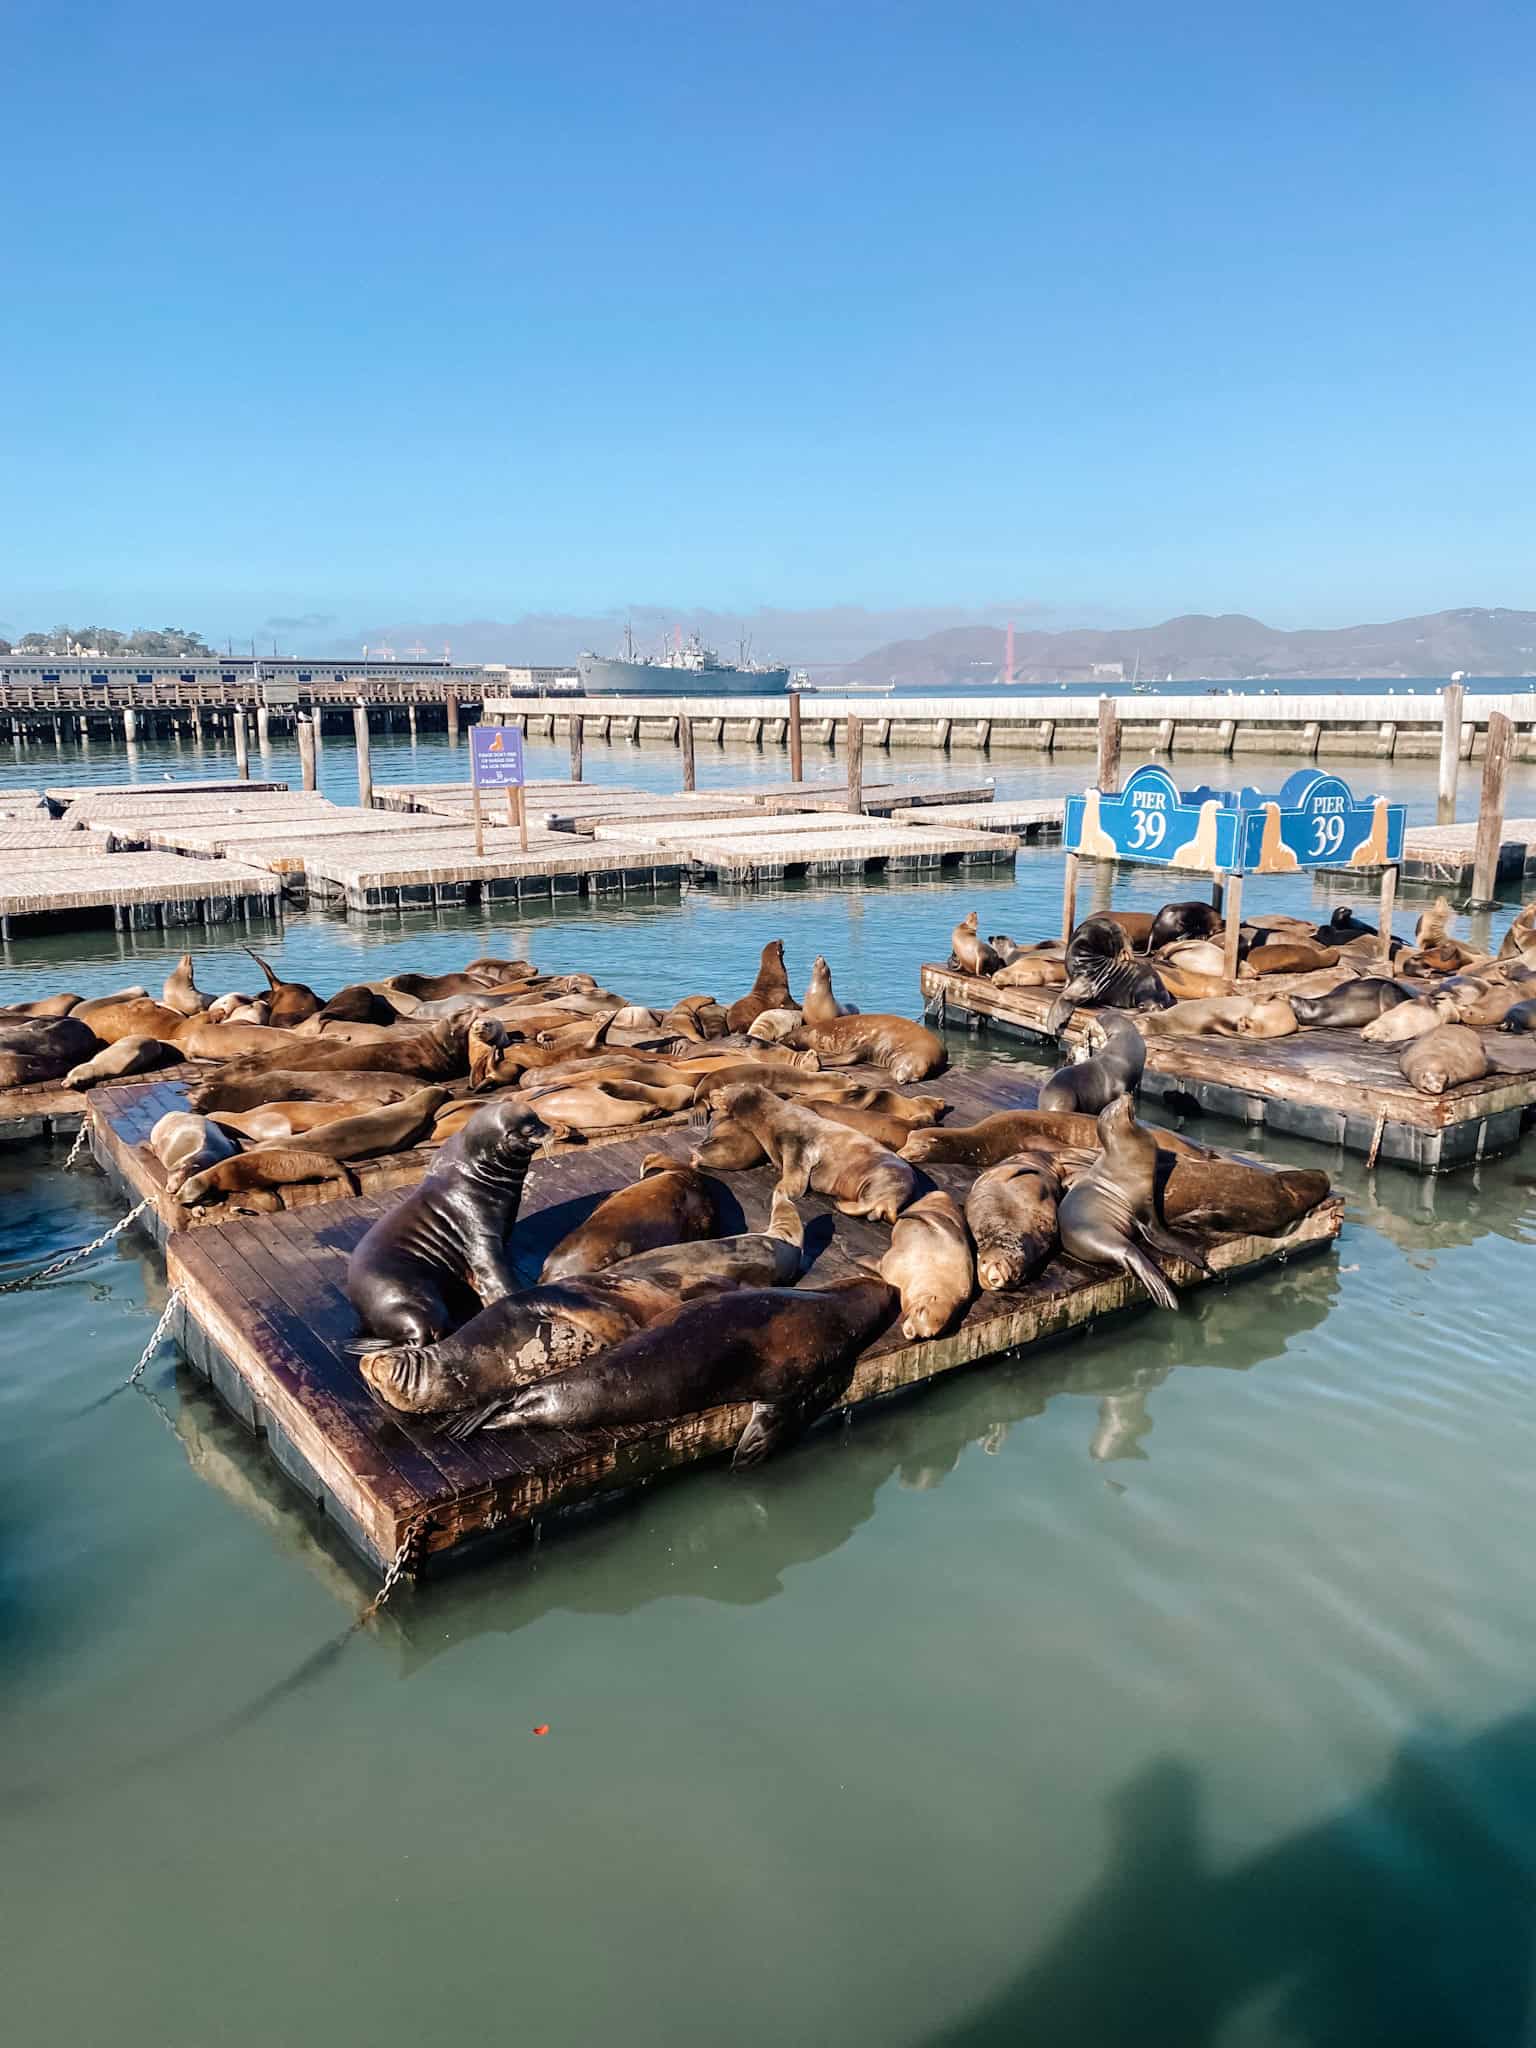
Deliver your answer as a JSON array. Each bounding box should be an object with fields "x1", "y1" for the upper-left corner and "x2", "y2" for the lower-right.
[
  {"x1": 1499, "y1": 1000, "x2": 1536, "y2": 1034},
  {"x1": 362, "y1": 1203, "x2": 806, "y2": 1425},
  {"x1": 1400, "y1": 1024, "x2": 1492, "y2": 1095},
  {"x1": 1057, "y1": 1097, "x2": 1213, "y2": 1311},
  {"x1": 540, "y1": 1156, "x2": 720, "y2": 1281},
  {"x1": 149, "y1": 1110, "x2": 241, "y2": 1193},
  {"x1": 1146, "y1": 901, "x2": 1222, "y2": 951},
  {"x1": 186, "y1": 1068, "x2": 416, "y2": 1114},
  {"x1": 1290, "y1": 979, "x2": 1415, "y2": 1028},
  {"x1": 725, "y1": 940, "x2": 793, "y2": 1035},
  {"x1": 1157, "y1": 1157, "x2": 1331, "y2": 1234},
  {"x1": 499, "y1": 1272, "x2": 900, "y2": 1466},
  {"x1": 162, "y1": 953, "x2": 212, "y2": 1017},
  {"x1": 241, "y1": 946, "x2": 322, "y2": 1026},
  {"x1": 65, "y1": 1034, "x2": 180, "y2": 1088},
  {"x1": 209, "y1": 1015, "x2": 472, "y2": 1081},
  {"x1": 780, "y1": 1014, "x2": 945, "y2": 1084},
  {"x1": 965, "y1": 1159, "x2": 1061, "y2": 1292},
  {"x1": 176, "y1": 1087, "x2": 449, "y2": 1206},
  {"x1": 802, "y1": 954, "x2": 856, "y2": 1023},
  {"x1": 950, "y1": 912, "x2": 1004, "y2": 978},
  {"x1": 905, "y1": 1105, "x2": 1210, "y2": 1171},
  {"x1": 1046, "y1": 916, "x2": 1172, "y2": 1032},
  {"x1": 0, "y1": 1013, "x2": 102, "y2": 1086},
  {"x1": 345, "y1": 1097, "x2": 549, "y2": 1347},
  {"x1": 714, "y1": 1082, "x2": 916, "y2": 1222},
  {"x1": 314, "y1": 984, "x2": 398, "y2": 1026},
  {"x1": 876, "y1": 1189, "x2": 974, "y2": 1339},
  {"x1": 1316, "y1": 907, "x2": 1376, "y2": 943},
  {"x1": 1036, "y1": 1012, "x2": 1145, "y2": 1114}
]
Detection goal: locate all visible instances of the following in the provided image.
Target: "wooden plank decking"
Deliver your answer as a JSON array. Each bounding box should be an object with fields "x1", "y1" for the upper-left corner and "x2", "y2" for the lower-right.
[
  {"x1": 921, "y1": 963, "x2": 1536, "y2": 1171},
  {"x1": 1399, "y1": 817, "x2": 1536, "y2": 889},
  {"x1": 158, "y1": 1062, "x2": 1342, "y2": 1574}
]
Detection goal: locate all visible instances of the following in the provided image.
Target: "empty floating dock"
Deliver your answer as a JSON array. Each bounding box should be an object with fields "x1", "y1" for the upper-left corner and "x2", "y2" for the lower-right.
[
  {"x1": 586, "y1": 810, "x2": 1018, "y2": 883},
  {"x1": 920, "y1": 964, "x2": 1536, "y2": 1172},
  {"x1": 888, "y1": 797, "x2": 1064, "y2": 839},
  {"x1": 1398, "y1": 818, "x2": 1536, "y2": 890},
  {"x1": 157, "y1": 1062, "x2": 1342, "y2": 1575},
  {"x1": 0, "y1": 851, "x2": 283, "y2": 936}
]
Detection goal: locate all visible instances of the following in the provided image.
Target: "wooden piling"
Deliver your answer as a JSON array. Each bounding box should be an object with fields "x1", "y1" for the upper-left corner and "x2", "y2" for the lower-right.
[
  {"x1": 679, "y1": 715, "x2": 696, "y2": 793},
  {"x1": 445, "y1": 692, "x2": 460, "y2": 742},
  {"x1": 1469, "y1": 710, "x2": 1514, "y2": 907},
  {"x1": 846, "y1": 714, "x2": 864, "y2": 813},
  {"x1": 256, "y1": 706, "x2": 271, "y2": 748},
  {"x1": 569, "y1": 714, "x2": 584, "y2": 784},
  {"x1": 1438, "y1": 681, "x2": 1465, "y2": 825},
  {"x1": 297, "y1": 714, "x2": 317, "y2": 792},
  {"x1": 1096, "y1": 697, "x2": 1121, "y2": 792},
  {"x1": 353, "y1": 703, "x2": 373, "y2": 808},
  {"x1": 233, "y1": 709, "x2": 250, "y2": 781},
  {"x1": 789, "y1": 690, "x2": 804, "y2": 781}
]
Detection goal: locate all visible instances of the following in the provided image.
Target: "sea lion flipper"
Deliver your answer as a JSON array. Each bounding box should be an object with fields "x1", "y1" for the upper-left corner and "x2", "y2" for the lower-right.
[
  {"x1": 732, "y1": 1401, "x2": 805, "y2": 1469},
  {"x1": 1120, "y1": 1245, "x2": 1181, "y2": 1312},
  {"x1": 1139, "y1": 1221, "x2": 1213, "y2": 1274},
  {"x1": 241, "y1": 945, "x2": 282, "y2": 994}
]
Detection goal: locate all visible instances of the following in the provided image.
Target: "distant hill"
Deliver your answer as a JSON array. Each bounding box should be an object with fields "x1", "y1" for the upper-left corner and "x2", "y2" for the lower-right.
[{"x1": 836, "y1": 609, "x2": 1536, "y2": 686}]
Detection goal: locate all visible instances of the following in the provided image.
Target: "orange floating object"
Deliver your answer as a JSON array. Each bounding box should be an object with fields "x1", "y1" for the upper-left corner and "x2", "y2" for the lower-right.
[{"x1": 532, "y1": 1724, "x2": 550, "y2": 1736}]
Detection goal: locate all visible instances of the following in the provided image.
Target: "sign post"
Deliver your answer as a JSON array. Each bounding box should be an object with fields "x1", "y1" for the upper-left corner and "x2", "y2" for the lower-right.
[{"x1": 470, "y1": 724, "x2": 526, "y2": 859}]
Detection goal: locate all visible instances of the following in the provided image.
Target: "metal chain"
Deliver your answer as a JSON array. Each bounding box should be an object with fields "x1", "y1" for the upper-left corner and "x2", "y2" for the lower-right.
[
  {"x1": 62, "y1": 1121, "x2": 90, "y2": 1171},
  {"x1": 128, "y1": 1288, "x2": 184, "y2": 1386},
  {"x1": 360, "y1": 1518, "x2": 430, "y2": 1623},
  {"x1": 0, "y1": 1196, "x2": 150, "y2": 1294}
]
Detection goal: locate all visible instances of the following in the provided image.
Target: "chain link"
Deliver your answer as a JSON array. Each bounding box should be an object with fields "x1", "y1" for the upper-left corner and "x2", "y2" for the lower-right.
[
  {"x1": 62, "y1": 1120, "x2": 90, "y2": 1171},
  {"x1": 0, "y1": 1196, "x2": 150, "y2": 1294},
  {"x1": 360, "y1": 1518, "x2": 430, "y2": 1622},
  {"x1": 128, "y1": 1287, "x2": 184, "y2": 1385}
]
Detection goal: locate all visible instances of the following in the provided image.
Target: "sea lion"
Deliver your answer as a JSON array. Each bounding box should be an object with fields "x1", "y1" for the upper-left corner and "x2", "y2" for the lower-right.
[
  {"x1": 1046, "y1": 916, "x2": 1173, "y2": 1031},
  {"x1": 241, "y1": 946, "x2": 322, "y2": 1026},
  {"x1": 70, "y1": 996, "x2": 187, "y2": 1044},
  {"x1": 1360, "y1": 998, "x2": 1457, "y2": 1046},
  {"x1": 1400, "y1": 1024, "x2": 1492, "y2": 1095},
  {"x1": 186, "y1": 1068, "x2": 417, "y2": 1114},
  {"x1": 965, "y1": 1159, "x2": 1060, "y2": 1292},
  {"x1": 539, "y1": 1155, "x2": 720, "y2": 1281},
  {"x1": 779, "y1": 1014, "x2": 946, "y2": 1084},
  {"x1": 1498, "y1": 904, "x2": 1536, "y2": 960},
  {"x1": 1315, "y1": 907, "x2": 1376, "y2": 943},
  {"x1": 993, "y1": 952, "x2": 1068, "y2": 990},
  {"x1": 209, "y1": 1100, "x2": 366, "y2": 1143},
  {"x1": 1438, "y1": 979, "x2": 1531, "y2": 1028},
  {"x1": 1157, "y1": 1157, "x2": 1332, "y2": 1234},
  {"x1": 360, "y1": 1201, "x2": 808, "y2": 1424},
  {"x1": 1057, "y1": 1097, "x2": 1212, "y2": 1311},
  {"x1": 950, "y1": 912, "x2": 1004, "y2": 979},
  {"x1": 802, "y1": 954, "x2": 858, "y2": 1022},
  {"x1": 1156, "y1": 939, "x2": 1228, "y2": 977},
  {"x1": 875, "y1": 1190, "x2": 974, "y2": 1338},
  {"x1": 65, "y1": 1034, "x2": 180, "y2": 1088},
  {"x1": 745, "y1": 1009, "x2": 806, "y2": 1044},
  {"x1": 208, "y1": 1015, "x2": 472, "y2": 1081},
  {"x1": 1100, "y1": 910, "x2": 1157, "y2": 949},
  {"x1": 148, "y1": 1110, "x2": 241, "y2": 1194},
  {"x1": 0, "y1": 992, "x2": 83, "y2": 1019},
  {"x1": 1036, "y1": 1013, "x2": 1145, "y2": 1114},
  {"x1": 1290, "y1": 979, "x2": 1414, "y2": 1028},
  {"x1": 713, "y1": 1083, "x2": 916, "y2": 1221},
  {"x1": 498, "y1": 1271, "x2": 900, "y2": 1466},
  {"x1": 520, "y1": 1076, "x2": 696, "y2": 1143},
  {"x1": 170, "y1": 1017, "x2": 301, "y2": 1061},
  {"x1": 386, "y1": 969, "x2": 525, "y2": 1003},
  {"x1": 0, "y1": 1013, "x2": 102, "y2": 1086},
  {"x1": 904, "y1": 1106, "x2": 1209, "y2": 1170},
  {"x1": 1137, "y1": 995, "x2": 1297, "y2": 1038},
  {"x1": 161, "y1": 954, "x2": 213, "y2": 1017},
  {"x1": 345, "y1": 1097, "x2": 551, "y2": 1347},
  {"x1": 725, "y1": 940, "x2": 793, "y2": 1035},
  {"x1": 175, "y1": 1087, "x2": 450, "y2": 1207},
  {"x1": 1146, "y1": 901, "x2": 1223, "y2": 951},
  {"x1": 1499, "y1": 1000, "x2": 1536, "y2": 1033},
  {"x1": 1242, "y1": 943, "x2": 1340, "y2": 976},
  {"x1": 658, "y1": 994, "x2": 731, "y2": 1042},
  {"x1": 692, "y1": 1097, "x2": 927, "y2": 1169}
]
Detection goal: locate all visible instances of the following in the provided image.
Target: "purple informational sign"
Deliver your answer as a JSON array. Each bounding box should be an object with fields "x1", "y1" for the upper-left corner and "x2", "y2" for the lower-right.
[{"x1": 470, "y1": 724, "x2": 526, "y2": 789}]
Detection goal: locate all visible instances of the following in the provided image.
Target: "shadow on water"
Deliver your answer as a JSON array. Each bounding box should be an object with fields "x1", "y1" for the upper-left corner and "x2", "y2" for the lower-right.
[{"x1": 923, "y1": 1712, "x2": 1536, "y2": 2048}]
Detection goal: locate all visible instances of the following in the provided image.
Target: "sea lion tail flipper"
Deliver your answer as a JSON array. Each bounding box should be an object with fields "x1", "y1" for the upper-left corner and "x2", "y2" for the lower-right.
[
  {"x1": 1139, "y1": 1220, "x2": 1213, "y2": 1276},
  {"x1": 732, "y1": 1400, "x2": 808, "y2": 1469},
  {"x1": 442, "y1": 1399, "x2": 516, "y2": 1439},
  {"x1": 766, "y1": 1189, "x2": 805, "y2": 1250},
  {"x1": 1121, "y1": 1245, "x2": 1181, "y2": 1312},
  {"x1": 241, "y1": 945, "x2": 282, "y2": 994}
]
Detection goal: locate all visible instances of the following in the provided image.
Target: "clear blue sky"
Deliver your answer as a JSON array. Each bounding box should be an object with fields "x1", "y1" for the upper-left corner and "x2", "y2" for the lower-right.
[{"x1": 3, "y1": 0, "x2": 1531, "y2": 648}]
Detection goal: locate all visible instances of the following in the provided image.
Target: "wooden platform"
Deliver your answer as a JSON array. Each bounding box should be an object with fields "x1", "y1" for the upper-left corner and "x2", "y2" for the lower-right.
[
  {"x1": 585, "y1": 811, "x2": 1018, "y2": 883},
  {"x1": 159, "y1": 1062, "x2": 1342, "y2": 1574},
  {"x1": 888, "y1": 797, "x2": 1064, "y2": 840},
  {"x1": 1399, "y1": 818, "x2": 1536, "y2": 889},
  {"x1": 0, "y1": 852, "x2": 284, "y2": 935},
  {"x1": 297, "y1": 838, "x2": 687, "y2": 913},
  {"x1": 921, "y1": 964, "x2": 1536, "y2": 1172},
  {"x1": 0, "y1": 1059, "x2": 204, "y2": 1149}
]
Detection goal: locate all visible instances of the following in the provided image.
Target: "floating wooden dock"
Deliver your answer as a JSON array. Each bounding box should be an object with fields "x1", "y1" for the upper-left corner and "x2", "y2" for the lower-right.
[
  {"x1": 0, "y1": 851, "x2": 283, "y2": 936},
  {"x1": 1399, "y1": 818, "x2": 1536, "y2": 890},
  {"x1": 156, "y1": 1062, "x2": 1342, "y2": 1574},
  {"x1": 43, "y1": 777, "x2": 291, "y2": 817},
  {"x1": 297, "y1": 836, "x2": 686, "y2": 912},
  {"x1": 920, "y1": 964, "x2": 1536, "y2": 1171},
  {"x1": 888, "y1": 797, "x2": 1064, "y2": 840},
  {"x1": 586, "y1": 811, "x2": 1018, "y2": 884}
]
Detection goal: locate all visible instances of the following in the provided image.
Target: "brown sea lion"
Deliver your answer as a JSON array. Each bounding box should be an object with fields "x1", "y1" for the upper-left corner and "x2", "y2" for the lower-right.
[
  {"x1": 1156, "y1": 939, "x2": 1228, "y2": 977},
  {"x1": 1498, "y1": 904, "x2": 1536, "y2": 960},
  {"x1": 950, "y1": 913, "x2": 1004, "y2": 979},
  {"x1": 745, "y1": 1009, "x2": 805, "y2": 1044},
  {"x1": 361, "y1": 1197, "x2": 806, "y2": 1424},
  {"x1": 0, "y1": 993, "x2": 84, "y2": 1019},
  {"x1": 148, "y1": 1109, "x2": 241, "y2": 1194},
  {"x1": 1400, "y1": 1024, "x2": 1492, "y2": 1095},
  {"x1": 171, "y1": 1017, "x2": 302, "y2": 1061},
  {"x1": 802, "y1": 954, "x2": 858, "y2": 1023},
  {"x1": 1360, "y1": 997, "x2": 1456, "y2": 1045},
  {"x1": 386, "y1": 969, "x2": 522, "y2": 1003},
  {"x1": 521, "y1": 1076, "x2": 695, "y2": 1142},
  {"x1": 965, "y1": 1159, "x2": 1061, "y2": 1292},
  {"x1": 1439, "y1": 979, "x2": 1531, "y2": 1028},
  {"x1": 1057, "y1": 1096, "x2": 1212, "y2": 1311},
  {"x1": 1137, "y1": 995, "x2": 1297, "y2": 1038},
  {"x1": 161, "y1": 954, "x2": 213, "y2": 1017},
  {"x1": 344, "y1": 1098, "x2": 551, "y2": 1347},
  {"x1": 0, "y1": 1013, "x2": 102, "y2": 1086},
  {"x1": 496, "y1": 1270, "x2": 900, "y2": 1466},
  {"x1": 176, "y1": 1087, "x2": 449, "y2": 1206},
  {"x1": 1157, "y1": 1157, "x2": 1331, "y2": 1234},
  {"x1": 241, "y1": 947, "x2": 322, "y2": 1025},
  {"x1": 779, "y1": 1014, "x2": 945, "y2": 1084},
  {"x1": 712, "y1": 1082, "x2": 915, "y2": 1221},
  {"x1": 725, "y1": 940, "x2": 793, "y2": 1035},
  {"x1": 660, "y1": 995, "x2": 731, "y2": 1041},
  {"x1": 70, "y1": 996, "x2": 187, "y2": 1044},
  {"x1": 876, "y1": 1190, "x2": 974, "y2": 1338},
  {"x1": 904, "y1": 1106, "x2": 1210, "y2": 1170},
  {"x1": 65, "y1": 1034, "x2": 180, "y2": 1088},
  {"x1": 207, "y1": 1015, "x2": 472, "y2": 1081},
  {"x1": 692, "y1": 1096, "x2": 928, "y2": 1169},
  {"x1": 1037, "y1": 1013, "x2": 1145, "y2": 1114},
  {"x1": 993, "y1": 952, "x2": 1068, "y2": 990},
  {"x1": 459, "y1": 957, "x2": 538, "y2": 985},
  {"x1": 1243, "y1": 943, "x2": 1340, "y2": 976},
  {"x1": 186, "y1": 1068, "x2": 417, "y2": 1114},
  {"x1": 1100, "y1": 910, "x2": 1158, "y2": 949},
  {"x1": 209, "y1": 1100, "x2": 366, "y2": 1143},
  {"x1": 539, "y1": 1155, "x2": 720, "y2": 1281}
]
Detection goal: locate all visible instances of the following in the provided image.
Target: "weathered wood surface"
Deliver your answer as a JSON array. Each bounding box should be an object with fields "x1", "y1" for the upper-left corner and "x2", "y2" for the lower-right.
[
  {"x1": 1400, "y1": 815, "x2": 1536, "y2": 887},
  {"x1": 920, "y1": 963, "x2": 1536, "y2": 1141},
  {"x1": 0, "y1": 852, "x2": 283, "y2": 927},
  {"x1": 163, "y1": 1061, "x2": 1342, "y2": 1573}
]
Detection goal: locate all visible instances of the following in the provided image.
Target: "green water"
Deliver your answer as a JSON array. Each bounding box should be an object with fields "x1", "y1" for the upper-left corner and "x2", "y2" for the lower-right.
[{"x1": 4, "y1": 737, "x2": 1536, "y2": 2046}]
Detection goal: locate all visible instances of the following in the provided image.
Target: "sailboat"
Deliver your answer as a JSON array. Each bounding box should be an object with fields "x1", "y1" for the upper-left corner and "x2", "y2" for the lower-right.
[{"x1": 1129, "y1": 649, "x2": 1154, "y2": 695}]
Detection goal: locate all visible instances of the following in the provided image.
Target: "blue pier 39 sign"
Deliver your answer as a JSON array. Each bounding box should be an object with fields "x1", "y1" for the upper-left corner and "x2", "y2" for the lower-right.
[
  {"x1": 470, "y1": 724, "x2": 525, "y2": 789},
  {"x1": 1064, "y1": 764, "x2": 1403, "y2": 875}
]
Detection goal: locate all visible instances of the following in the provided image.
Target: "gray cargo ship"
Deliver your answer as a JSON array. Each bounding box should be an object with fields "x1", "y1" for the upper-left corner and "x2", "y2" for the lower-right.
[{"x1": 578, "y1": 631, "x2": 790, "y2": 696}]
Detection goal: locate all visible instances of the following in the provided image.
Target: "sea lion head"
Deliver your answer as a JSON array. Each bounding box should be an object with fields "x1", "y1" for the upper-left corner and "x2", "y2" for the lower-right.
[
  {"x1": 857, "y1": 1159, "x2": 916, "y2": 1225},
  {"x1": 456, "y1": 1096, "x2": 550, "y2": 1177},
  {"x1": 959, "y1": 913, "x2": 978, "y2": 934}
]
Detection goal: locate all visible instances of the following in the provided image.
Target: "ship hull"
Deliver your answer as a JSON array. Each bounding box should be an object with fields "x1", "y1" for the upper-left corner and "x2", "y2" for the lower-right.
[{"x1": 578, "y1": 656, "x2": 790, "y2": 697}]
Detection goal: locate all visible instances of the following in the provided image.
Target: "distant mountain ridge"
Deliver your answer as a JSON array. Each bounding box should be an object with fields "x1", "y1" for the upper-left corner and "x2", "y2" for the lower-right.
[{"x1": 836, "y1": 609, "x2": 1536, "y2": 686}]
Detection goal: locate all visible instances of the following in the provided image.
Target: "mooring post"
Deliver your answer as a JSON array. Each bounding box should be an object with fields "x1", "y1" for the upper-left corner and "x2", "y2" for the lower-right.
[
  {"x1": 1221, "y1": 870, "x2": 1245, "y2": 982},
  {"x1": 846, "y1": 714, "x2": 864, "y2": 813},
  {"x1": 233, "y1": 708, "x2": 250, "y2": 781},
  {"x1": 256, "y1": 705, "x2": 270, "y2": 749},
  {"x1": 445, "y1": 691, "x2": 460, "y2": 742},
  {"x1": 1096, "y1": 696, "x2": 1121, "y2": 792},
  {"x1": 508, "y1": 785, "x2": 529, "y2": 852},
  {"x1": 788, "y1": 691, "x2": 804, "y2": 782},
  {"x1": 569, "y1": 713, "x2": 584, "y2": 783},
  {"x1": 1438, "y1": 679, "x2": 1465, "y2": 825},
  {"x1": 1377, "y1": 863, "x2": 1398, "y2": 969},
  {"x1": 1469, "y1": 709, "x2": 1513, "y2": 907},
  {"x1": 1061, "y1": 851, "x2": 1080, "y2": 943},
  {"x1": 122, "y1": 704, "x2": 137, "y2": 743},
  {"x1": 679, "y1": 715, "x2": 696, "y2": 792},
  {"x1": 353, "y1": 702, "x2": 373, "y2": 807},
  {"x1": 297, "y1": 713, "x2": 317, "y2": 792}
]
